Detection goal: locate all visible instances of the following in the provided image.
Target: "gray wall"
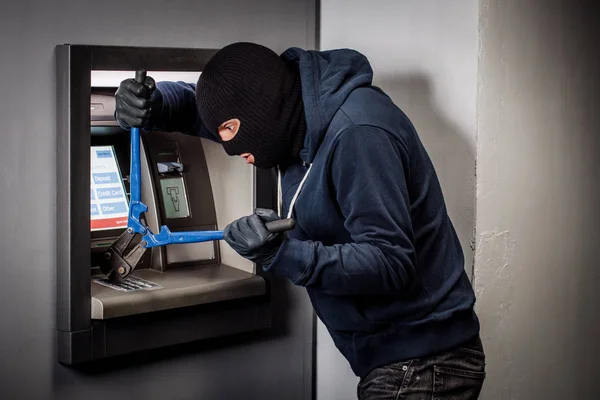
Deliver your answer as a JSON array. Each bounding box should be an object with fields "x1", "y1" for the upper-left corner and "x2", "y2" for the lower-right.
[
  {"x1": 318, "y1": 1, "x2": 479, "y2": 398},
  {"x1": 0, "y1": 1, "x2": 317, "y2": 399},
  {"x1": 475, "y1": 0, "x2": 600, "y2": 398}
]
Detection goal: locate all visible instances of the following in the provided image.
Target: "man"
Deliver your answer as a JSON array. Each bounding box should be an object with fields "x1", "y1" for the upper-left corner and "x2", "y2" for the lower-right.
[{"x1": 115, "y1": 42, "x2": 486, "y2": 399}]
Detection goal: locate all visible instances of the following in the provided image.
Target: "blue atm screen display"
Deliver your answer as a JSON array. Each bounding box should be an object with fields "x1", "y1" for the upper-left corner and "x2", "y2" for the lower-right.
[{"x1": 90, "y1": 146, "x2": 129, "y2": 231}]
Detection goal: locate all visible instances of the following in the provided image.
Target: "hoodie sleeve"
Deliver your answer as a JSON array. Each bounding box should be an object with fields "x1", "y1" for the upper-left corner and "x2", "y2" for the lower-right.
[
  {"x1": 265, "y1": 125, "x2": 416, "y2": 296},
  {"x1": 147, "y1": 81, "x2": 221, "y2": 143}
]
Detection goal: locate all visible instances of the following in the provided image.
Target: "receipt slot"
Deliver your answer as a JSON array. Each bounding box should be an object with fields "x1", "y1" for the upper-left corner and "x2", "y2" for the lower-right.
[{"x1": 56, "y1": 45, "x2": 277, "y2": 365}]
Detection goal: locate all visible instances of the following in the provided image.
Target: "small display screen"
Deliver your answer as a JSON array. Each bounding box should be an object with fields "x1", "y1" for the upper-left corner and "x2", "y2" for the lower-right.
[
  {"x1": 90, "y1": 146, "x2": 129, "y2": 231},
  {"x1": 159, "y1": 177, "x2": 190, "y2": 219}
]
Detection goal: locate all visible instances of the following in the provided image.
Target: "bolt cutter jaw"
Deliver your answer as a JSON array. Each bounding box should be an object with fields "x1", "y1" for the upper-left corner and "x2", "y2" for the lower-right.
[{"x1": 100, "y1": 228, "x2": 148, "y2": 283}]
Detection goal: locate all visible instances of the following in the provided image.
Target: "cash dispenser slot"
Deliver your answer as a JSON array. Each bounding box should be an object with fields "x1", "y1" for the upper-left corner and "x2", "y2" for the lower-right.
[{"x1": 56, "y1": 45, "x2": 276, "y2": 365}]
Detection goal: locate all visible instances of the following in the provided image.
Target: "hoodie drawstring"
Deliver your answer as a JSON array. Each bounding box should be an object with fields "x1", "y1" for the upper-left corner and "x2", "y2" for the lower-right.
[
  {"x1": 276, "y1": 163, "x2": 312, "y2": 220},
  {"x1": 277, "y1": 166, "x2": 283, "y2": 217}
]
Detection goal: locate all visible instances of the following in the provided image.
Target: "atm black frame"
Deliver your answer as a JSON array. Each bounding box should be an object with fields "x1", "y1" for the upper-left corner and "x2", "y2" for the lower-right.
[{"x1": 56, "y1": 44, "x2": 277, "y2": 365}]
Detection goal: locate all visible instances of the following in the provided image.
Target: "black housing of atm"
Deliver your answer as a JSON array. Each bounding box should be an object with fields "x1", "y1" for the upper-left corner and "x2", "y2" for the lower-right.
[{"x1": 56, "y1": 45, "x2": 278, "y2": 365}]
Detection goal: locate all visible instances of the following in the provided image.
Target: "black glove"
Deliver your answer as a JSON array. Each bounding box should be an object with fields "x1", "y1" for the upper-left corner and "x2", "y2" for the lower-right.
[
  {"x1": 224, "y1": 208, "x2": 284, "y2": 266},
  {"x1": 114, "y1": 76, "x2": 156, "y2": 129}
]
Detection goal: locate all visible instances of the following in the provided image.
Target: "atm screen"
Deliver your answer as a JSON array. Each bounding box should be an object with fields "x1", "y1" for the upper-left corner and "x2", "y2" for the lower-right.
[{"x1": 90, "y1": 146, "x2": 129, "y2": 231}]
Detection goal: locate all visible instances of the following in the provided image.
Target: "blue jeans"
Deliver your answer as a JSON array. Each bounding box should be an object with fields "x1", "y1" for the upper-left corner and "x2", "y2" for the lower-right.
[{"x1": 357, "y1": 335, "x2": 486, "y2": 399}]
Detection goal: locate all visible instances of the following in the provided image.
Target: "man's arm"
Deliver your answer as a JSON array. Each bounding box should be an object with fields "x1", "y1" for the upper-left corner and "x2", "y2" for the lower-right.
[
  {"x1": 148, "y1": 81, "x2": 221, "y2": 143},
  {"x1": 265, "y1": 125, "x2": 417, "y2": 296}
]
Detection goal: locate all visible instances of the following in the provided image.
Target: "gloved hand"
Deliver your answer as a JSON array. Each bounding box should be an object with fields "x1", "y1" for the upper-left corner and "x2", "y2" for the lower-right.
[
  {"x1": 114, "y1": 76, "x2": 156, "y2": 129},
  {"x1": 224, "y1": 208, "x2": 284, "y2": 266}
]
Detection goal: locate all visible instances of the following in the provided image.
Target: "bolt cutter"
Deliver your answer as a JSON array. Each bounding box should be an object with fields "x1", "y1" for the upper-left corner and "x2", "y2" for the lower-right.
[{"x1": 100, "y1": 71, "x2": 294, "y2": 283}]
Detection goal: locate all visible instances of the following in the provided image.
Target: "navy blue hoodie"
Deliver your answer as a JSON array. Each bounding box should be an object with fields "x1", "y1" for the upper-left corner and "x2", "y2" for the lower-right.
[{"x1": 150, "y1": 47, "x2": 480, "y2": 378}]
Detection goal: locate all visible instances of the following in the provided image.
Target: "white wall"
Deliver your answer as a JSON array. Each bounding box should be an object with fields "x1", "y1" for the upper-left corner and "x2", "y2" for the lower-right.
[
  {"x1": 475, "y1": 0, "x2": 600, "y2": 398},
  {"x1": 0, "y1": 1, "x2": 317, "y2": 399},
  {"x1": 319, "y1": 1, "x2": 479, "y2": 398}
]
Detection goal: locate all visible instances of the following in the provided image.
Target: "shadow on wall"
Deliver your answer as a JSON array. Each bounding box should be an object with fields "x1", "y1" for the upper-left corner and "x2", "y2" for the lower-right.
[{"x1": 374, "y1": 73, "x2": 476, "y2": 275}]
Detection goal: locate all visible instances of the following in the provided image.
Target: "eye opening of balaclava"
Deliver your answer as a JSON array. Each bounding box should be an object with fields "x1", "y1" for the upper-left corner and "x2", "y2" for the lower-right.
[{"x1": 195, "y1": 42, "x2": 306, "y2": 169}]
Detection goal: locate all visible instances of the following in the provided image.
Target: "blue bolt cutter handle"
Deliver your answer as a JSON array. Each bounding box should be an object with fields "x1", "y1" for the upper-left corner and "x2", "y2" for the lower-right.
[
  {"x1": 127, "y1": 71, "x2": 228, "y2": 247},
  {"x1": 101, "y1": 71, "x2": 294, "y2": 282}
]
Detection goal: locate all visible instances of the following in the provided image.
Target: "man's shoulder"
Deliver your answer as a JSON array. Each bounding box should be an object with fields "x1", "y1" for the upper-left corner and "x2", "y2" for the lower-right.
[{"x1": 336, "y1": 86, "x2": 413, "y2": 144}]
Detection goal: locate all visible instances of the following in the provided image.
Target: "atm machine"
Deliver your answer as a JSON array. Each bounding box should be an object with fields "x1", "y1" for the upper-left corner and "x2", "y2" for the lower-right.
[{"x1": 56, "y1": 45, "x2": 280, "y2": 364}]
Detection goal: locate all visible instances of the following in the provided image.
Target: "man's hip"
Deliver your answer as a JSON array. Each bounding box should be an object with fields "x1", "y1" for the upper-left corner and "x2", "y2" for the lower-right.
[{"x1": 357, "y1": 335, "x2": 486, "y2": 400}]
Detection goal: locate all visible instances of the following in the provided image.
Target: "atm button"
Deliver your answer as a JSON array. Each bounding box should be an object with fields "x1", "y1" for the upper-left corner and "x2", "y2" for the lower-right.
[
  {"x1": 96, "y1": 187, "x2": 124, "y2": 200},
  {"x1": 93, "y1": 172, "x2": 119, "y2": 184},
  {"x1": 100, "y1": 202, "x2": 128, "y2": 215}
]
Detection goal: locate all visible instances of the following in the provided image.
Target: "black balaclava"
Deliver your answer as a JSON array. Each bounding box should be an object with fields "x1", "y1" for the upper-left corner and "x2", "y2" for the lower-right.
[{"x1": 195, "y1": 42, "x2": 306, "y2": 169}]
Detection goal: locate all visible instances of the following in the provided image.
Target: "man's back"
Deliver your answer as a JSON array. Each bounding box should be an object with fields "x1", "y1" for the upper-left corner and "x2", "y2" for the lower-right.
[
  {"x1": 273, "y1": 72, "x2": 479, "y2": 377},
  {"x1": 342, "y1": 85, "x2": 476, "y2": 318}
]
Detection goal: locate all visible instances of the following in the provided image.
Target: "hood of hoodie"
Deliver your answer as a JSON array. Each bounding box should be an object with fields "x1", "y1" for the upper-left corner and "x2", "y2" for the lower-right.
[{"x1": 281, "y1": 47, "x2": 374, "y2": 164}]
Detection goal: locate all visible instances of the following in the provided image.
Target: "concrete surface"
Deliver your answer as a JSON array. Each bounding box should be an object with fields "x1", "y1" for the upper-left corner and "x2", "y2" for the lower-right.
[{"x1": 475, "y1": 0, "x2": 600, "y2": 398}]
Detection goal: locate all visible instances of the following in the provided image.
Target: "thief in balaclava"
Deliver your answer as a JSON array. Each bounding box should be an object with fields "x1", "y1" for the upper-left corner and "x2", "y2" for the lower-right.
[
  {"x1": 195, "y1": 42, "x2": 306, "y2": 169},
  {"x1": 114, "y1": 41, "x2": 485, "y2": 399}
]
